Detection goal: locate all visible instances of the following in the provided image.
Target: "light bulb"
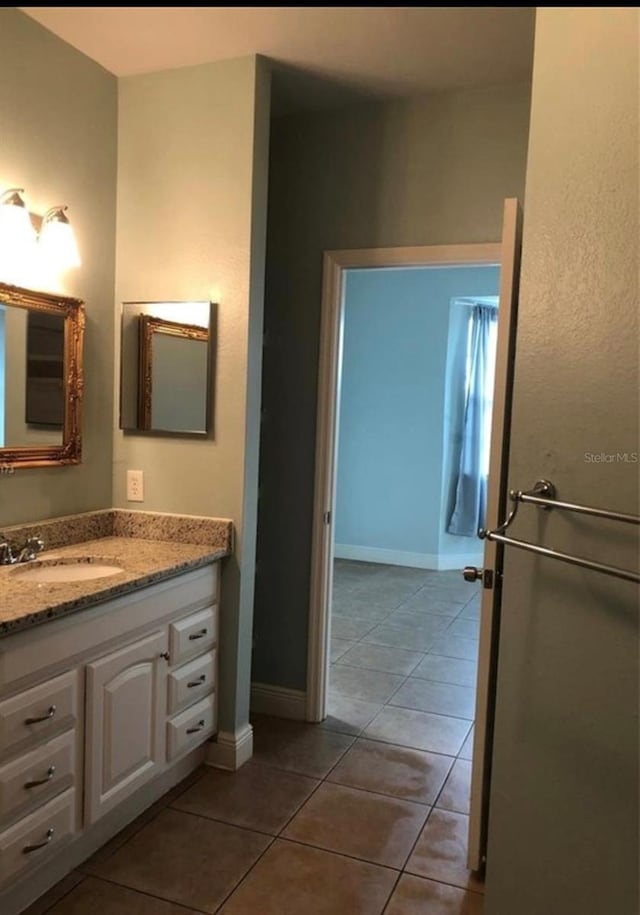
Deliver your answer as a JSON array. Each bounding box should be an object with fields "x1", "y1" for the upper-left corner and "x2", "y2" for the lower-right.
[
  {"x1": 0, "y1": 189, "x2": 37, "y2": 280},
  {"x1": 39, "y1": 206, "x2": 81, "y2": 270}
]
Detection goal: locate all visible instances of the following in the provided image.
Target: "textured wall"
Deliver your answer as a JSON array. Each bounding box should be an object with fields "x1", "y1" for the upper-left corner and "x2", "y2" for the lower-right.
[
  {"x1": 0, "y1": 8, "x2": 117, "y2": 523},
  {"x1": 254, "y1": 83, "x2": 531, "y2": 689},
  {"x1": 113, "y1": 56, "x2": 271, "y2": 733},
  {"x1": 486, "y1": 9, "x2": 639, "y2": 914}
]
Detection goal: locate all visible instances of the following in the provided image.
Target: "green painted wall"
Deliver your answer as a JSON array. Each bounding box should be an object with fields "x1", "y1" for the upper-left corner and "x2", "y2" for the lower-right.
[
  {"x1": 113, "y1": 55, "x2": 271, "y2": 734},
  {"x1": 254, "y1": 83, "x2": 532, "y2": 689},
  {"x1": 0, "y1": 8, "x2": 117, "y2": 523}
]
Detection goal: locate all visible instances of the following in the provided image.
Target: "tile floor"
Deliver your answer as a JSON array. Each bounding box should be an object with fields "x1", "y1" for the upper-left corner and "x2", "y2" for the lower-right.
[{"x1": 25, "y1": 561, "x2": 482, "y2": 915}]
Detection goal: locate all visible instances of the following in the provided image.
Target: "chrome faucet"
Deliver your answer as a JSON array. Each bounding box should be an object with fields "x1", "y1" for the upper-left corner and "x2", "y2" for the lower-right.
[{"x1": 0, "y1": 534, "x2": 45, "y2": 565}]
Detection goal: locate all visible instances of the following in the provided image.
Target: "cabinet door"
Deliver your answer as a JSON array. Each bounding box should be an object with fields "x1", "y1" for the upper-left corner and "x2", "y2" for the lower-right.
[{"x1": 85, "y1": 630, "x2": 167, "y2": 824}]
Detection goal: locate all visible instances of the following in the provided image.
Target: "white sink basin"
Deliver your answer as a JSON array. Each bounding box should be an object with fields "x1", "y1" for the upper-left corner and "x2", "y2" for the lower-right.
[{"x1": 13, "y1": 558, "x2": 124, "y2": 583}]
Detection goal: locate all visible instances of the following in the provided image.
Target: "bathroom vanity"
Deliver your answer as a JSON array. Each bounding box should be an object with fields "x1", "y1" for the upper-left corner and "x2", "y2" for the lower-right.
[{"x1": 0, "y1": 509, "x2": 232, "y2": 915}]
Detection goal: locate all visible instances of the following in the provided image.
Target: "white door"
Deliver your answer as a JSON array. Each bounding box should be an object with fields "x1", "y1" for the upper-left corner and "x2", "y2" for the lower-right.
[
  {"x1": 85, "y1": 630, "x2": 167, "y2": 824},
  {"x1": 467, "y1": 198, "x2": 523, "y2": 870}
]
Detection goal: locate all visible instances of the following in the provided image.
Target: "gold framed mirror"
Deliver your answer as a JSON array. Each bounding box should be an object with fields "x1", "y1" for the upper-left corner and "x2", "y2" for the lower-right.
[
  {"x1": 0, "y1": 282, "x2": 84, "y2": 469},
  {"x1": 119, "y1": 301, "x2": 214, "y2": 436},
  {"x1": 138, "y1": 315, "x2": 209, "y2": 432}
]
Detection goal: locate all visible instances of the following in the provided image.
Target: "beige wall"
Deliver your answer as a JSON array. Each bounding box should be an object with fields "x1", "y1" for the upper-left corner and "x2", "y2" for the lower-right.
[
  {"x1": 0, "y1": 8, "x2": 117, "y2": 523},
  {"x1": 486, "y1": 9, "x2": 638, "y2": 914},
  {"x1": 113, "y1": 56, "x2": 271, "y2": 733},
  {"x1": 254, "y1": 82, "x2": 532, "y2": 689}
]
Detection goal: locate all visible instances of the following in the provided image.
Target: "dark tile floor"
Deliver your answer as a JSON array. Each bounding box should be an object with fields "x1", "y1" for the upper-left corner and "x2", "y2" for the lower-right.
[{"x1": 24, "y1": 561, "x2": 482, "y2": 915}]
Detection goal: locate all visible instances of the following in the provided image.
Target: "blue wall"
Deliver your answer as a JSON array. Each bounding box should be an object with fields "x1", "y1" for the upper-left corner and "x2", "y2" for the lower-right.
[{"x1": 335, "y1": 265, "x2": 499, "y2": 566}]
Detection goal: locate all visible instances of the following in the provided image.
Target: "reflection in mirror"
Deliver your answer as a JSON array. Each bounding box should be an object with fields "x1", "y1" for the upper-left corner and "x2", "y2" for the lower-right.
[
  {"x1": 120, "y1": 301, "x2": 214, "y2": 436},
  {"x1": 1, "y1": 305, "x2": 64, "y2": 447},
  {"x1": 0, "y1": 282, "x2": 84, "y2": 468}
]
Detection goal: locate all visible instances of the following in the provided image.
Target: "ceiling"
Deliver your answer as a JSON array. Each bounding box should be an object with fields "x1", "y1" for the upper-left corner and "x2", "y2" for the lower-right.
[{"x1": 21, "y1": 7, "x2": 535, "y2": 114}]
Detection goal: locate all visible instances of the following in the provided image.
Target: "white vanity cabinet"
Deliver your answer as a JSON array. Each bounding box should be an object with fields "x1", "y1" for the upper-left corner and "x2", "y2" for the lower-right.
[
  {"x1": 85, "y1": 629, "x2": 168, "y2": 824},
  {"x1": 0, "y1": 562, "x2": 220, "y2": 915}
]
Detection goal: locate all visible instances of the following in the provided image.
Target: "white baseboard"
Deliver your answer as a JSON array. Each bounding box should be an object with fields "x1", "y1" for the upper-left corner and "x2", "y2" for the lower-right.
[
  {"x1": 250, "y1": 682, "x2": 307, "y2": 721},
  {"x1": 334, "y1": 543, "x2": 482, "y2": 571},
  {"x1": 334, "y1": 543, "x2": 439, "y2": 568},
  {"x1": 437, "y1": 552, "x2": 483, "y2": 570},
  {"x1": 205, "y1": 724, "x2": 253, "y2": 771}
]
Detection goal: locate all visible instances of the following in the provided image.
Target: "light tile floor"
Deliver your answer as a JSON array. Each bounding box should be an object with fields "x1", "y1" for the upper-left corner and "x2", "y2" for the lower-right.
[{"x1": 25, "y1": 561, "x2": 482, "y2": 915}]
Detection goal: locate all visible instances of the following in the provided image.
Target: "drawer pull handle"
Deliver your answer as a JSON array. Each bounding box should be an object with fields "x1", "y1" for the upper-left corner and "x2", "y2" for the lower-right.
[
  {"x1": 188, "y1": 629, "x2": 208, "y2": 641},
  {"x1": 25, "y1": 705, "x2": 56, "y2": 725},
  {"x1": 186, "y1": 719, "x2": 206, "y2": 734},
  {"x1": 24, "y1": 765, "x2": 56, "y2": 789},
  {"x1": 187, "y1": 675, "x2": 206, "y2": 688},
  {"x1": 23, "y1": 827, "x2": 55, "y2": 854}
]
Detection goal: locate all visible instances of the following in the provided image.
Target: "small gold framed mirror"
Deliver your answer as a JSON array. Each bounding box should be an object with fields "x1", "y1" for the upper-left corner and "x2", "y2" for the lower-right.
[
  {"x1": 0, "y1": 282, "x2": 84, "y2": 469},
  {"x1": 119, "y1": 301, "x2": 214, "y2": 436}
]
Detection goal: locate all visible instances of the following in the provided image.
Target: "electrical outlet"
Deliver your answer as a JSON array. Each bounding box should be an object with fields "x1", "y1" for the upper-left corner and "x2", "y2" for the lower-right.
[{"x1": 126, "y1": 469, "x2": 144, "y2": 502}]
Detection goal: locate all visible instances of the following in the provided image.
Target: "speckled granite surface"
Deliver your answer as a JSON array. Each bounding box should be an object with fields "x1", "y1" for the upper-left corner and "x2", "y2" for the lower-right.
[
  {"x1": 1, "y1": 509, "x2": 233, "y2": 553},
  {"x1": 0, "y1": 510, "x2": 233, "y2": 637}
]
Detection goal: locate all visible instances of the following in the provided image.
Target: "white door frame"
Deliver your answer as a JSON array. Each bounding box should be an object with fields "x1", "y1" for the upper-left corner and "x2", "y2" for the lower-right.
[{"x1": 306, "y1": 241, "x2": 502, "y2": 722}]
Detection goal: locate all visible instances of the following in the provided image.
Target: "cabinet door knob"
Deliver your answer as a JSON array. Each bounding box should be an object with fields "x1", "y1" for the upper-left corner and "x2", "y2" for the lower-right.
[
  {"x1": 186, "y1": 719, "x2": 206, "y2": 734},
  {"x1": 25, "y1": 705, "x2": 56, "y2": 725},
  {"x1": 23, "y1": 827, "x2": 55, "y2": 854},
  {"x1": 160, "y1": 651, "x2": 170, "y2": 661},
  {"x1": 188, "y1": 629, "x2": 208, "y2": 641},
  {"x1": 24, "y1": 765, "x2": 56, "y2": 789}
]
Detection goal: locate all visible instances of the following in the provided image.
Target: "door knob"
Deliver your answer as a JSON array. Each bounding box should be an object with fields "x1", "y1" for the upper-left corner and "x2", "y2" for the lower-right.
[{"x1": 463, "y1": 566, "x2": 483, "y2": 582}]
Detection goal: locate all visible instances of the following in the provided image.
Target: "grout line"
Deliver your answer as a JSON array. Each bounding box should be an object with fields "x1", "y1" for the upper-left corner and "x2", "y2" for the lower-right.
[
  {"x1": 210, "y1": 835, "x2": 279, "y2": 914},
  {"x1": 27, "y1": 873, "x2": 88, "y2": 915},
  {"x1": 330, "y1": 667, "x2": 411, "y2": 706},
  {"x1": 400, "y1": 868, "x2": 486, "y2": 897},
  {"x1": 380, "y1": 870, "x2": 405, "y2": 915},
  {"x1": 86, "y1": 874, "x2": 208, "y2": 914},
  {"x1": 212, "y1": 721, "x2": 360, "y2": 914},
  {"x1": 274, "y1": 833, "x2": 405, "y2": 873},
  {"x1": 397, "y1": 802, "x2": 437, "y2": 875},
  {"x1": 385, "y1": 700, "x2": 475, "y2": 723},
  {"x1": 408, "y1": 673, "x2": 478, "y2": 688},
  {"x1": 78, "y1": 766, "x2": 209, "y2": 875},
  {"x1": 165, "y1": 803, "x2": 285, "y2": 840},
  {"x1": 322, "y1": 776, "x2": 437, "y2": 808}
]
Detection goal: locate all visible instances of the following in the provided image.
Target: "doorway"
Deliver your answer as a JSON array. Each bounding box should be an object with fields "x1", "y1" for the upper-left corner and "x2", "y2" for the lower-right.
[
  {"x1": 307, "y1": 202, "x2": 523, "y2": 870},
  {"x1": 307, "y1": 242, "x2": 502, "y2": 723},
  {"x1": 326, "y1": 263, "x2": 500, "y2": 748}
]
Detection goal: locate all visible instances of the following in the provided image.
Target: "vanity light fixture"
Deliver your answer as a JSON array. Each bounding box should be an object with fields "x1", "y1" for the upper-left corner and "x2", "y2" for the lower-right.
[
  {"x1": 38, "y1": 205, "x2": 81, "y2": 269},
  {"x1": 0, "y1": 188, "x2": 81, "y2": 275},
  {"x1": 0, "y1": 188, "x2": 37, "y2": 266}
]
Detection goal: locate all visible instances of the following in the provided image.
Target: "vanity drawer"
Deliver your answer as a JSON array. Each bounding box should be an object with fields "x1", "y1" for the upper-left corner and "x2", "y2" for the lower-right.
[
  {"x1": 0, "y1": 788, "x2": 76, "y2": 886},
  {"x1": 167, "y1": 651, "x2": 216, "y2": 715},
  {"x1": 169, "y1": 607, "x2": 216, "y2": 666},
  {"x1": 0, "y1": 731, "x2": 75, "y2": 826},
  {"x1": 0, "y1": 670, "x2": 77, "y2": 759},
  {"x1": 167, "y1": 695, "x2": 216, "y2": 761}
]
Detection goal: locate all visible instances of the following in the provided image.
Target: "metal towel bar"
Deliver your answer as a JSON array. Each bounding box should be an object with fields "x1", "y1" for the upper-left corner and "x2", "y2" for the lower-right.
[
  {"x1": 479, "y1": 479, "x2": 640, "y2": 584},
  {"x1": 511, "y1": 479, "x2": 640, "y2": 525},
  {"x1": 485, "y1": 532, "x2": 639, "y2": 583}
]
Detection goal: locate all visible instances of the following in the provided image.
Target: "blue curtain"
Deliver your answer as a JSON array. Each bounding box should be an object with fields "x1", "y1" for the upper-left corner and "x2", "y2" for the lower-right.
[{"x1": 447, "y1": 304, "x2": 497, "y2": 537}]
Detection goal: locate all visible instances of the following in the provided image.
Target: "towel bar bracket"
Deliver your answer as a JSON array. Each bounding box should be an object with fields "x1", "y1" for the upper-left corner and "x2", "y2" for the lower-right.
[{"x1": 475, "y1": 478, "x2": 640, "y2": 584}]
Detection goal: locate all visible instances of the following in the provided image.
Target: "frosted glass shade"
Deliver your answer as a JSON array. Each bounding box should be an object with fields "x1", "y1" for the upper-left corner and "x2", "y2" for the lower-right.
[
  {"x1": 0, "y1": 199, "x2": 37, "y2": 275},
  {"x1": 39, "y1": 216, "x2": 81, "y2": 269}
]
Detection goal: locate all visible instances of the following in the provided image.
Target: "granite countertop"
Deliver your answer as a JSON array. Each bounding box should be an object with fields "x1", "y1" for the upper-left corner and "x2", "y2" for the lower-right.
[{"x1": 0, "y1": 510, "x2": 233, "y2": 638}]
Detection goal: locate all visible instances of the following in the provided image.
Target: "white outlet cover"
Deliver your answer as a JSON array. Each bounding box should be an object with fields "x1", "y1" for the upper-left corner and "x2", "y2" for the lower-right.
[{"x1": 126, "y1": 469, "x2": 144, "y2": 502}]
